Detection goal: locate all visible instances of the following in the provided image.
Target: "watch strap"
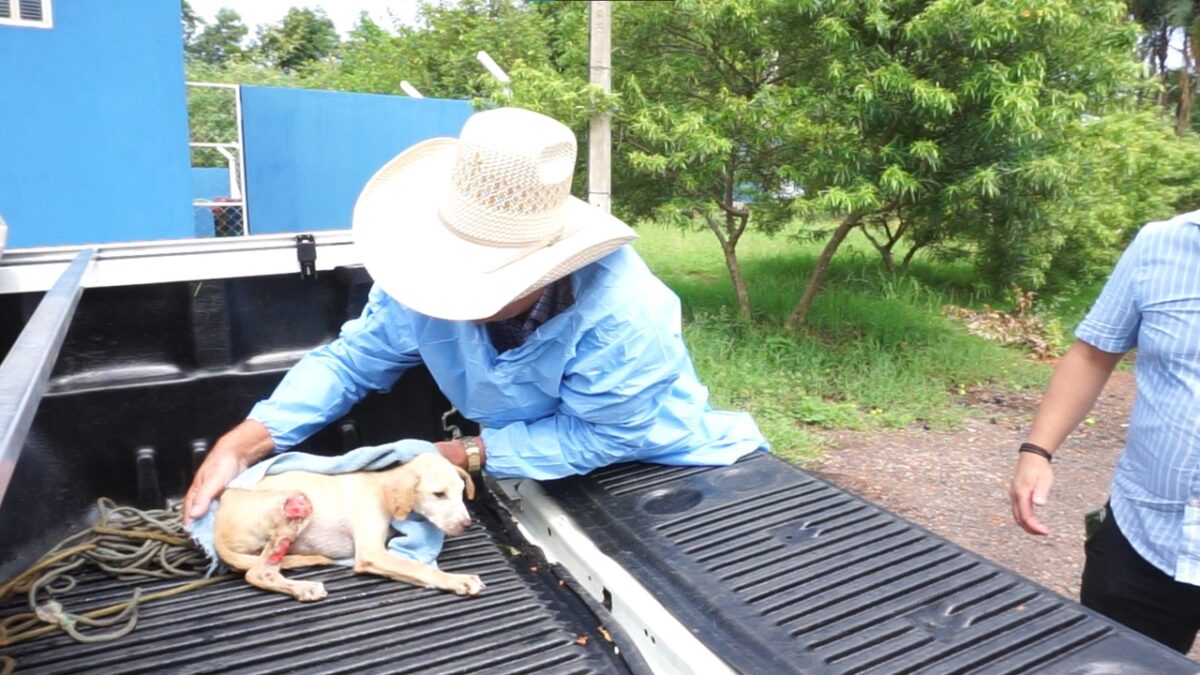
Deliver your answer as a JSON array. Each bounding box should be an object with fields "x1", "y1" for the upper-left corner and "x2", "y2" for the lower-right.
[{"x1": 461, "y1": 435, "x2": 482, "y2": 473}]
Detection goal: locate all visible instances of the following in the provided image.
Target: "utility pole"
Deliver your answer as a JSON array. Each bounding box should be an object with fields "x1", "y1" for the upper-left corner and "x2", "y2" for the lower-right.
[{"x1": 588, "y1": 1, "x2": 611, "y2": 213}]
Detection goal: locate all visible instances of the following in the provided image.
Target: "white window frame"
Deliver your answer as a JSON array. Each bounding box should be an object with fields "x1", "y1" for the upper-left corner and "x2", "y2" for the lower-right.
[{"x1": 0, "y1": 0, "x2": 53, "y2": 29}]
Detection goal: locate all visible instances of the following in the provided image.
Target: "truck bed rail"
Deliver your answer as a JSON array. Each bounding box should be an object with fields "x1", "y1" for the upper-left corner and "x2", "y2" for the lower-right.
[{"x1": 0, "y1": 249, "x2": 92, "y2": 509}]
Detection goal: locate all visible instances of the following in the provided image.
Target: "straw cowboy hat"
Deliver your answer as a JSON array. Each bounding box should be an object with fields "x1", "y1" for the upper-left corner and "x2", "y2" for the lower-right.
[{"x1": 352, "y1": 107, "x2": 637, "y2": 321}]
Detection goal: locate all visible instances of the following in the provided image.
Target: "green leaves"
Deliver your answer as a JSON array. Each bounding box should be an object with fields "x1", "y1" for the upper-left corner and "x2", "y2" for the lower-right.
[
  {"x1": 817, "y1": 16, "x2": 856, "y2": 47},
  {"x1": 966, "y1": 165, "x2": 1003, "y2": 199},
  {"x1": 908, "y1": 140, "x2": 942, "y2": 172},
  {"x1": 187, "y1": 8, "x2": 248, "y2": 65},
  {"x1": 182, "y1": 0, "x2": 1199, "y2": 320},
  {"x1": 809, "y1": 185, "x2": 882, "y2": 215},
  {"x1": 487, "y1": 60, "x2": 615, "y2": 127},
  {"x1": 880, "y1": 165, "x2": 923, "y2": 201},
  {"x1": 255, "y1": 8, "x2": 339, "y2": 72}
]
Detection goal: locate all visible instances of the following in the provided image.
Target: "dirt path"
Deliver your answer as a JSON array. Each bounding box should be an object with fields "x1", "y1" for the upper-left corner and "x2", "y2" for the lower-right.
[{"x1": 811, "y1": 369, "x2": 1199, "y2": 659}]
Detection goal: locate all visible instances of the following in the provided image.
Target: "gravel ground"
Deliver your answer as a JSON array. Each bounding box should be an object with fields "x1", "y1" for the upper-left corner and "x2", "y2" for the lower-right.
[{"x1": 811, "y1": 368, "x2": 1198, "y2": 660}]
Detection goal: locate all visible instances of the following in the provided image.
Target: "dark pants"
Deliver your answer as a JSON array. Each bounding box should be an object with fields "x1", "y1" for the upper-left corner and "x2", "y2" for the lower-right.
[{"x1": 1081, "y1": 503, "x2": 1200, "y2": 653}]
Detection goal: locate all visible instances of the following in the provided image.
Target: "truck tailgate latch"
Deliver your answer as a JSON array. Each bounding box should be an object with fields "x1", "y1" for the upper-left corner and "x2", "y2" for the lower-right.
[{"x1": 296, "y1": 234, "x2": 317, "y2": 280}]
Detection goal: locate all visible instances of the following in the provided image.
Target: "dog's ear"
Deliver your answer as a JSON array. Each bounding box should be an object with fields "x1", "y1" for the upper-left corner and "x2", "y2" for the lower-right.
[
  {"x1": 455, "y1": 467, "x2": 476, "y2": 501},
  {"x1": 385, "y1": 470, "x2": 419, "y2": 520}
]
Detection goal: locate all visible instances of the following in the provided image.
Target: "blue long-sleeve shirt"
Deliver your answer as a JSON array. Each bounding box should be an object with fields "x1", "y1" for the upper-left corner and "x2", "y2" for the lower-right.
[{"x1": 248, "y1": 246, "x2": 767, "y2": 479}]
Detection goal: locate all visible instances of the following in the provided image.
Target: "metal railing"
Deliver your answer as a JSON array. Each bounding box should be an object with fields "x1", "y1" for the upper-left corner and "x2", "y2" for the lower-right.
[
  {"x1": 0, "y1": 230, "x2": 360, "y2": 295},
  {"x1": 0, "y1": 249, "x2": 93, "y2": 508},
  {"x1": 187, "y1": 82, "x2": 249, "y2": 236}
]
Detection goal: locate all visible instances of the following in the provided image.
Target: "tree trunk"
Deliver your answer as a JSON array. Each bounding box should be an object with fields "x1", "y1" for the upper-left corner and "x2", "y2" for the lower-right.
[
  {"x1": 860, "y1": 215, "x2": 907, "y2": 274},
  {"x1": 1177, "y1": 32, "x2": 1193, "y2": 136},
  {"x1": 884, "y1": 217, "x2": 911, "y2": 273},
  {"x1": 722, "y1": 238, "x2": 752, "y2": 320},
  {"x1": 701, "y1": 210, "x2": 752, "y2": 320},
  {"x1": 858, "y1": 221, "x2": 894, "y2": 272},
  {"x1": 787, "y1": 213, "x2": 861, "y2": 329},
  {"x1": 1156, "y1": 23, "x2": 1170, "y2": 107},
  {"x1": 712, "y1": 150, "x2": 751, "y2": 320},
  {"x1": 900, "y1": 242, "x2": 924, "y2": 270}
]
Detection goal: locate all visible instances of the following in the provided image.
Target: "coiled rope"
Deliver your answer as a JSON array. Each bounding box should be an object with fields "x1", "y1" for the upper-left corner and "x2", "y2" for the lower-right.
[{"x1": 0, "y1": 498, "x2": 233, "y2": 656}]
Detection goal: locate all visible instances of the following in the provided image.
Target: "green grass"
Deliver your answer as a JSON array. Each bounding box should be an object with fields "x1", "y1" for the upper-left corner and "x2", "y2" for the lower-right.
[{"x1": 632, "y1": 223, "x2": 1055, "y2": 465}]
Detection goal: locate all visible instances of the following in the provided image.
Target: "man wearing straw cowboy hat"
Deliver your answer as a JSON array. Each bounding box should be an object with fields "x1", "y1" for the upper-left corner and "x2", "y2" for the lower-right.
[{"x1": 184, "y1": 107, "x2": 766, "y2": 523}]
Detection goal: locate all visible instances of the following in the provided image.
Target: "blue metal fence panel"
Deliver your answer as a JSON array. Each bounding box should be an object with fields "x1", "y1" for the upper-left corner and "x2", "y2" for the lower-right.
[
  {"x1": 191, "y1": 168, "x2": 231, "y2": 237},
  {"x1": 239, "y1": 87, "x2": 473, "y2": 235},
  {"x1": 0, "y1": 0, "x2": 192, "y2": 248}
]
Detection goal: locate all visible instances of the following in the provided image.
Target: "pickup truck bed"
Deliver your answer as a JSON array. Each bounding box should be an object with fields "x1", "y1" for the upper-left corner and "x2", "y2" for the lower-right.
[
  {"x1": 0, "y1": 247, "x2": 639, "y2": 674},
  {"x1": 0, "y1": 496, "x2": 633, "y2": 674},
  {"x1": 1, "y1": 235, "x2": 1196, "y2": 673}
]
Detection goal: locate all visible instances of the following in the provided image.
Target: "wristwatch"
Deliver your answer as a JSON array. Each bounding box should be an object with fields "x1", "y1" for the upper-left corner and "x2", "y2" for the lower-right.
[{"x1": 461, "y1": 435, "x2": 483, "y2": 473}]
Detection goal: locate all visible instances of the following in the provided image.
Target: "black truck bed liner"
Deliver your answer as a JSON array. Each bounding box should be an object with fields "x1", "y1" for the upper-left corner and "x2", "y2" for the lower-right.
[
  {"x1": 0, "y1": 266, "x2": 640, "y2": 673},
  {"x1": 544, "y1": 451, "x2": 1200, "y2": 674},
  {"x1": 3, "y1": 249, "x2": 1196, "y2": 674},
  {"x1": 1, "y1": 498, "x2": 633, "y2": 674}
]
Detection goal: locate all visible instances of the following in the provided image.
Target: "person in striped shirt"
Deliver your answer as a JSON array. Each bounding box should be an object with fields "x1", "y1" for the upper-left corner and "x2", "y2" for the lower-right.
[{"x1": 1011, "y1": 210, "x2": 1200, "y2": 653}]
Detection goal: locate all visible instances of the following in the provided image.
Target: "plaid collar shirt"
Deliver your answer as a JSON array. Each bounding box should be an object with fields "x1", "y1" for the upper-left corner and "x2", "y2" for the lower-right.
[{"x1": 486, "y1": 277, "x2": 575, "y2": 354}]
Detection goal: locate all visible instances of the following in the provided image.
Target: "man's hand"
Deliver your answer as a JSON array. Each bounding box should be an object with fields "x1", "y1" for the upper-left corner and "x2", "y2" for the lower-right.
[
  {"x1": 183, "y1": 419, "x2": 275, "y2": 525},
  {"x1": 433, "y1": 437, "x2": 485, "y2": 472},
  {"x1": 1010, "y1": 452, "x2": 1055, "y2": 535},
  {"x1": 1009, "y1": 340, "x2": 1123, "y2": 536},
  {"x1": 183, "y1": 448, "x2": 248, "y2": 525}
]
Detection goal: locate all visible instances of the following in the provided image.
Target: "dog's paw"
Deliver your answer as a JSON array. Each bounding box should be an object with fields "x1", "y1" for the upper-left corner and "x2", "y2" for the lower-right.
[
  {"x1": 444, "y1": 573, "x2": 485, "y2": 596},
  {"x1": 293, "y1": 581, "x2": 328, "y2": 602}
]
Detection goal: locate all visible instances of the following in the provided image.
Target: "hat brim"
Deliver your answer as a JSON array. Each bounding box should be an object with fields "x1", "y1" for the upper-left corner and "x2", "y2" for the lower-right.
[{"x1": 352, "y1": 137, "x2": 637, "y2": 321}]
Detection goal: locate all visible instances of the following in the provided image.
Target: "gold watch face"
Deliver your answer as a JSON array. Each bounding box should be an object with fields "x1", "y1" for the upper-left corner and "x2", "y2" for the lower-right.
[{"x1": 462, "y1": 437, "x2": 481, "y2": 471}]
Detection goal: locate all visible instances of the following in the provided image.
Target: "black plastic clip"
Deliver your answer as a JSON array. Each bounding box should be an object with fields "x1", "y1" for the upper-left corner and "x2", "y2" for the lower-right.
[
  {"x1": 296, "y1": 234, "x2": 317, "y2": 280},
  {"x1": 339, "y1": 420, "x2": 362, "y2": 452},
  {"x1": 190, "y1": 439, "x2": 209, "y2": 476},
  {"x1": 135, "y1": 447, "x2": 163, "y2": 509}
]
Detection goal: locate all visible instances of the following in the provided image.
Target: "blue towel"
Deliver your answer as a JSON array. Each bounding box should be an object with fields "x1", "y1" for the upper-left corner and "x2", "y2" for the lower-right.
[{"x1": 186, "y1": 439, "x2": 444, "y2": 576}]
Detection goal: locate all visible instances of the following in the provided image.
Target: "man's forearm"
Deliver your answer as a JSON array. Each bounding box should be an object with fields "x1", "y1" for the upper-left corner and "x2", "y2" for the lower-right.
[
  {"x1": 1026, "y1": 339, "x2": 1126, "y2": 452},
  {"x1": 215, "y1": 418, "x2": 276, "y2": 464}
]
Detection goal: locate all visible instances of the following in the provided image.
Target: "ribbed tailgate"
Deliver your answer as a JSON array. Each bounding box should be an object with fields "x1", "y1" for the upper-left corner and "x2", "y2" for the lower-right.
[
  {"x1": 2, "y1": 517, "x2": 629, "y2": 674},
  {"x1": 543, "y1": 451, "x2": 1198, "y2": 674}
]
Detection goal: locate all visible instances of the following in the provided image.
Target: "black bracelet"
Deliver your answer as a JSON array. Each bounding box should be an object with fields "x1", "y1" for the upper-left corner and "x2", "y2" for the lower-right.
[{"x1": 1019, "y1": 442, "x2": 1053, "y2": 463}]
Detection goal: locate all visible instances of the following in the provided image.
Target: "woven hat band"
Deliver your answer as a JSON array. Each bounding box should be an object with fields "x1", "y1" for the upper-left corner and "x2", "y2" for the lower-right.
[{"x1": 438, "y1": 193, "x2": 567, "y2": 249}]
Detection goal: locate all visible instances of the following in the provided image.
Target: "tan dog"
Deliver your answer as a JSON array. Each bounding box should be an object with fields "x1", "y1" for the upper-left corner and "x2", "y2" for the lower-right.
[{"x1": 213, "y1": 452, "x2": 485, "y2": 602}]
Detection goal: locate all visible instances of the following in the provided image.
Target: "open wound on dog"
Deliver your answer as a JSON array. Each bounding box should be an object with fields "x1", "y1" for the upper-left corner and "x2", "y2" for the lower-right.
[
  {"x1": 267, "y1": 538, "x2": 293, "y2": 565},
  {"x1": 283, "y1": 494, "x2": 312, "y2": 518},
  {"x1": 265, "y1": 495, "x2": 309, "y2": 564}
]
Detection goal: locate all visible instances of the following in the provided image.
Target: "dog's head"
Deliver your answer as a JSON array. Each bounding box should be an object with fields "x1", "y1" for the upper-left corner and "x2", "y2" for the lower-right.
[{"x1": 384, "y1": 452, "x2": 475, "y2": 535}]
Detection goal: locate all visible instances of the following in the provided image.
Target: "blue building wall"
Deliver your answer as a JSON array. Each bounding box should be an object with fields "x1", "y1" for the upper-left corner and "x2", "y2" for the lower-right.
[
  {"x1": 240, "y1": 87, "x2": 474, "y2": 234},
  {"x1": 0, "y1": 0, "x2": 192, "y2": 248},
  {"x1": 191, "y1": 167, "x2": 232, "y2": 201}
]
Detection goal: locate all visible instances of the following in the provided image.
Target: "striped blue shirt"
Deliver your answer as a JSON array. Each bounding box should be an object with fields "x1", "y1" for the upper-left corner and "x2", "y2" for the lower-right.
[{"x1": 1076, "y1": 211, "x2": 1200, "y2": 584}]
